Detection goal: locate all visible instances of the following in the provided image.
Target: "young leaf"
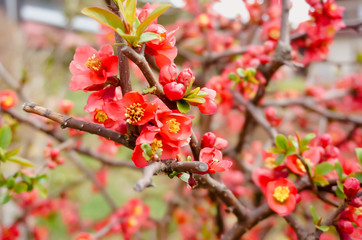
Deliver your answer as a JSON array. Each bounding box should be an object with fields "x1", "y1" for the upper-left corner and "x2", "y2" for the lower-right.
[
  {"x1": 236, "y1": 68, "x2": 245, "y2": 77},
  {"x1": 0, "y1": 125, "x2": 12, "y2": 149},
  {"x1": 313, "y1": 174, "x2": 329, "y2": 186},
  {"x1": 275, "y1": 154, "x2": 286, "y2": 166},
  {"x1": 355, "y1": 172, "x2": 362, "y2": 183},
  {"x1": 35, "y1": 183, "x2": 47, "y2": 198},
  {"x1": 125, "y1": 0, "x2": 137, "y2": 30},
  {"x1": 185, "y1": 87, "x2": 200, "y2": 98},
  {"x1": 0, "y1": 190, "x2": 12, "y2": 204},
  {"x1": 310, "y1": 205, "x2": 319, "y2": 225},
  {"x1": 176, "y1": 100, "x2": 190, "y2": 114},
  {"x1": 5, "y1": 147, "x2": 21, "y2": 159},
  {"x1": 138, "y1": 32, "x2": 159, "y2": 43},
  {"x1": 183, "y1": 97, "x2": 206, "y2": 104},
  {"x1": 356, "y1": 148, "x2": 362, "y2": 164},
  {"x1": 143, "y1": 86, "x2": 156, "y2": 94},
  {"x1": 117, "y1": 30, "x2": 138, "y2": 46},
  {"x1": 14, "y1": 182, "x2": 28, "y2": 193},
  {"x1": 314, "y1": 162, "x2": 334, "y2": 176},
  {"x1": 136, "y1": 4, "x2": 172, "y2": 37},
  {"x1": 275, "y1": 134, "x2": 288, "y2": 150},
  {"x1": 301, "y1": 133, "x2": 316, "y2": 147},
  {"x1": 8, "y1": 156, "x2": 35, "y2": 168},
  {"x1": 315, "y1": 225, "x2": 329, "y2": 232},
  {"x1": 81, "y1": 7, "x2": 125, "y2": 33},
  {"x1": 336, "y1": 180, "x2": 347, "y2": 199},
  {"x1": 178, "y1": 172, "x2": 190, "y2": 183},
  {"x1": 334, "y1": 161, "x2": 344, "y2": 179}
]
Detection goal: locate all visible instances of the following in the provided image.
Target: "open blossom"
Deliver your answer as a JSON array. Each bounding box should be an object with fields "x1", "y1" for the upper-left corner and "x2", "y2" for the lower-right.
[
  {"x1": 197, "y1": 87, "x2": 218, "y2": 115},
  {"x1": 155, "y1": 110, "x2": 193, "y2": 143},
  {"x1": 199, "y1": 147, "x2": 232, "y2": 174},
  {"x1": 119, "y1": 92, "x2": 157, "y2": 125},
  {"x1": 132, "y1": 125, "x2": 180, "y2": 167},
  {"x1": 69, "y1": 45, "x2": 118, "y2": 91},
  {"x1": 145, "y1": 24, "x2": 178, "y2": 68},
  {"x1": 0, "y1": 90, "x2": 18, "y2": 110},
  {"x1": 266, "y1": 178, "x2": 298, "y2": 216},
  {"x1": 286, "y1": 147, "x2": 320, "y2": 175}
]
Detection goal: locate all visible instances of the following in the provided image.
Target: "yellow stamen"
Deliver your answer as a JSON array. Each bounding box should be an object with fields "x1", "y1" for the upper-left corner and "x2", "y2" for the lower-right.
[
  {"x1": 127, "y1": 217, "x2": 138, "y2": 227},
  {"x1": 296, "y1": 158, "x2": 311, "y2": 173},
  {"x1": 1, "y1": 96, "x2": 13, "y2": 107},
  {"x1": 273, "y1": 186, "x2": 290, "y2": 203},
  {"x1": 133, "y1": 206, "x2": 143, "y2": 215},
  {"x1": 330, "y1": 4, "x2": 337, "y2": 11},
  {"x1": 85, "y1": 54, "x2": 102, "y2": 72},
  {"x1": 167, "y1": 118, "x2": 180, "y2": 133},
  {"x1": 150, "y1": 138, "x2": 163, "y2": 155},
  {"x1": 125, "y1": 103, "x2": 145, "y2": 124},
  {"x1": 354, "y1": 207, "x2": 362, "y2": 216},
  {"x1": 265, "y1": 157, "x2": 276, "y2": 169},
  {"x1": 270, "y1": 29, "x2": 280, "y2": 40},
  {"x1": 95, "y1": 110, "x2": 108, "y2": 123},
  {"x1": 159, "y1": 32, "x2": 166, "y2": 42}
]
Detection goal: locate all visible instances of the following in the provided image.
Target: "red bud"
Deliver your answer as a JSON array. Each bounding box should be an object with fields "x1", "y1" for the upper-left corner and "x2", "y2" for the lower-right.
[
  {"x1": 201, "y1": 132, "x2": 217, "y2": 148},
  {"x1": 343, "y1": 177, "x2": 360, "y2": 199},
  {"x1": 163, "y1": 82, "x2": 185, "y2": 101},
  {"x1": 159, "y1": 63, "x2": 177, "y2": 86}
]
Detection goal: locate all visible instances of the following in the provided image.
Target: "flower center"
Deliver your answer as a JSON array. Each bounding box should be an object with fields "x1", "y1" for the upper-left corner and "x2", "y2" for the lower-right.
[
  {"x1": 125, "y1": 103, "x2": 145, "y2": 124},
  {"x1": 354, "y1": 207, "x2": 362, "y2": 216},
  {"x1": 273, "y1": 186, "x2": 290, "y2": 203},
  {"x1": 85, "y1": 54, "x2": 102, "y2": 72},
  {"x1": 296, "y1": 158, "x2": 311, "y2": 173},
  {"x1": 94, "y1": 109, "x2": 108, "y2": 123},
  {"x1": 1, "y1": 96, "x2": 13, "y2": 107},
  {"x1": 167, "y1": 118, "x2": 180, "y2": 133},
  {"x1": 159, "y1": 32, "x2": 166, "y2": 42},
  {"x1": 265, "y1": 157, "x2": 276, "y2": 169},
  {"x1": 330, "y1": 3, "x2": 337, "y2": 11},
  {"x1": 133, "y1": 206, "x2": 143, "y2": 215},
  {"x1": 150, "y1": 138, "x2": 163, "y2": 155},
  {"x1": 269, "y1": 29, "x2": 280, "y2": 40},
  {"x1": 127, "y1": 216, "x2": 138, "y2": 227}
]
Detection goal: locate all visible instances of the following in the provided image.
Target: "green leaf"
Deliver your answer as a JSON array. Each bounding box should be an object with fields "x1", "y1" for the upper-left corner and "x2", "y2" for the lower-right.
[
  {"x1": 286, "y1": 145, "x2": 297, "y2": 156},
  {"x1": 5, "y1": 147, "x2": 21, "y2": 159},
  {"x1": 81, "y1": 7, "x2": 125, "y2": 33},
  {"x1": 335, "y1": 162, "x2": 343, "y2": 179},
  {"x1": 315, "y1": 225, "x2": 329, "y2": 232},
  {"x1": 314, "y1": 162, "x2": 334, "y2": 176},
  {"x1": 196, "y1": 91, "x2": 209, "y2": 98},
  {"x1": 0, "y1": 125, "x2": 12, "y2": 149},
  {"x1": 355, "y1": 172, "x2": 362, "y2": 183},
  {"x1": 275, "y1": 154, "x2": 286, "y2": 166},
  {"x1": 301, "y1": 133, "x2": 316, "y2": 147},
  {"x1": 6, "y1": 177, "x2": 15, "y2": 189},
  {"x1": 14, "y1": 182, "x2": 28, "y2": 193},
  {"x1": 168, "y1": 171, "x2": 180, "y2": 179},
  {"x1": 228, "y1": 72, "x2": 239, "y2": 81},
  {"x1": 310, "y1": 205, "x2": 319, "y2": 225},
  {"x1": 185, "y1": 87, "x2": 200, "y2": 98},
  {"x1": 8, "y1": 156, "x2": 35, "y2": 168},
  {"x1": 136, "y1": 4, "x2": 171, "y2": 37},
  {"x1": 178, "y1": 172, "x2": 190, "y2": 183},
  {"x1": 125, "y1": 0, "x2": 137, "y2": 30},
  {"x1": 117, "y1": 30, "x2": 138, "y2": 46},
  {"x1": 356, "y1": 148, "x2": 362, "y2": 165},
  {"x1": 141, "y1": 143, "x2": 152, "y2": 157},
  {"x1": 336, "y1": 180, "x2": 347, "y2": 199},
  {"x1": 275, "y1": 134, "x2": 288, "y2": 150},
  {"x1": 313, "y1": 174, "x2": 329, "y2": 187},
  {"x1": 183, "y1": 97, "x2": 206, "y2": 104},
  {"x1": 143, "y1": 86, "x2": 156, "y2": 94},
  {"x1": 0, "y1": 190, "x2": 12, "y2": 204},
  {"x1": 236, "y1": 68, "x2": 245, "y2": 77},
  {"x1": 176, "y1": 100, "x2": 191, "y2": 114},
  {"x1": 34, "y1": 183, "x2": 47, "y2": 198},
  {"x1": 138, "y1": 32, "x2": 159, "y2": 43},
  {"x1": 268, "y1": 147, "x2": 285, "y2": 154}
]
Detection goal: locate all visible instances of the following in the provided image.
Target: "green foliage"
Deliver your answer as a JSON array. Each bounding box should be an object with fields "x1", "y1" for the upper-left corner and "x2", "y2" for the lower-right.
[
  {"x1": 314, "y1": 162, "x2": 334, "y2": 176},
  {"x1": 310, "y1": 205, "x2": 329, "y2": 231},
  {"x1": 176, "y1": 100, "x2": 191, "y2": 113},
  {"x1": 355, "y1": 148, "x2": 362, "y2": 165},
  {"x1": 0, "y1": 125, "x2": 12, "y2": 149},
  {"x1": 82, "y1": 2, "x2": 171, "y2": 47},
  {"x1": 336, "y1": 180, "x2": 347, "y2": 199}
]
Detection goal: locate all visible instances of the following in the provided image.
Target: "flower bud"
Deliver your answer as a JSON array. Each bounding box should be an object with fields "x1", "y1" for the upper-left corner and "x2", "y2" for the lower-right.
[
  {"x1": 163, "y1": 82, "x2": 185, "y2": 101},
  {"x1": 265, "y1": 107, "x2": 276, "y2": 119},
  {"x1": 50, "y1": 148, "x2": 60, "y2": 160},
  {"x1": 0, "y1": 90, "x2": 18, "y2": 110},
  {"x1": 47, "y1": 161, "x2": 57, "y2": 169},
  {"x1": 201, "y1": 132, "x2": 217, "y2": 148},
  {"x1": 58, "y1": 99, "x2": 74, "y2": 114},
  {"x1": 198, "y1": 99, "x2": 217, "y2": 115},
  {"x1": 351, "y1": 197, "x2": 362, "y2": 207},
  {"x1": 338, "y1": 219, "x2": 354, "y2": 234},
  {"x1": 159, "y1": 63, "x2": 177, "y2": 86},
  {"x1": 177, "y1": 68, "x2": 195, "y2": 86},
  {"x1": 343, "y1": 177, "x2": 360, "y2": 199},
  {"x1": 57, "y1": 157, "x2": 65, "y2": 165},
  {"x1": 319, "y1": 134, "x2": 332, "y2": 148},
  {"x1": 214, "y1": 137, "x2": 229, "y2": 150},
  {"x1": 325, "y1": 145, "x2": 339, "y2": 158}
]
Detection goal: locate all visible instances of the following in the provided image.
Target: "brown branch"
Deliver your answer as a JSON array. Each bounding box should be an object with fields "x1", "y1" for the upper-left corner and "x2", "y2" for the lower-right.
[
  {"x1": 3, "y1": 108, "x2": 138, "y2": 169},
  {"x1": 115, "y1": 34, "x2": 132, "y2": 95},
  {"x1": 133, "y1": 161, "x2": 208, "y2": 192},
  {"x1": 284, "y1": 214, "x2": 317, "y2": 240},
  {"x1": 22, "y1": 103, "x2": 136, "y2": 149}
]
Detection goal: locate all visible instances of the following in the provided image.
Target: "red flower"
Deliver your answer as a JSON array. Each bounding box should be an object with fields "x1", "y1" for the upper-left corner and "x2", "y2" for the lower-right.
[
  {"x1": 197, "y1": 87, "x2": 217, "y2": 115},
  {"x1": 155, "y1": 110, "x2": 193, "y2": 143},
  {"x1": 69, "y1": 45, "x2": 118, "y2": 91},
  {"x1": 286, "y1": 147, "x2": 320, "y2": 175},
  {"x1": 0, "y1": 90, "x2": 18, "y2": 110},
  {"x1": 199, "y1": 147, "x2": 232, "y2": 174},
  {"x1": 119, "y1": 92, "x2": 157, "y2": 125},
  {"x1": 343, "y1": 177, "x2": 360, "y2": 199},
  {"x1": 74, "y1": 233, "x2": 95, "y2": 240},
  {"x1": 145, "y1": 24, "x2": 178, "y2": 68},
  {"x1": 266, "y1": 178, "x2": 298, "y2": 216},
  {"x1": 132, "y1": 125, "x2": 180, "y2": 167}
]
